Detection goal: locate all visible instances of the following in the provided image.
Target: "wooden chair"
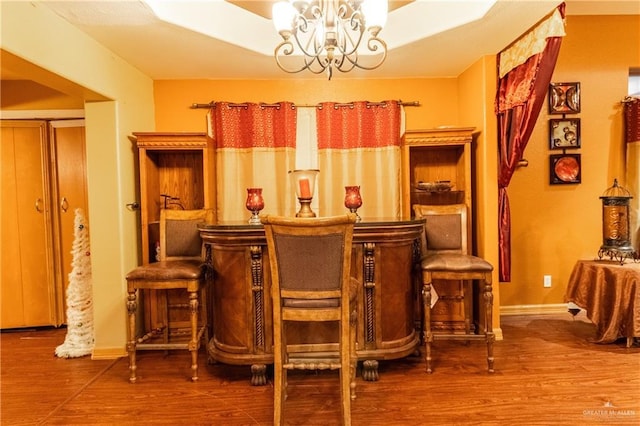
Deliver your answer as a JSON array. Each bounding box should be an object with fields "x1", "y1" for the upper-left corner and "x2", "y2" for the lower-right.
[
  {"x1": 413, "y1": 204, "x2": 495, "y2": 374},
  {"x1": 125, "y1": 208, "x2": 213, "y2": 383},
  {"x1": 262, "y1": 214, "x2": 357, "y2": 426}
]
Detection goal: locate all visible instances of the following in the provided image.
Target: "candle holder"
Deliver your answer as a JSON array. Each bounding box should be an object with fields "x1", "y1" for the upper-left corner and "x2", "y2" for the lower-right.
[
  {"x1": 245, "y1": 187, "x2": 265, "y2": 225},
  {"x1": 289, "y1": 169, "x2": 319, "y2": 217},
  {"x1": 344, "y1": 185, "x2": 363, "y2": 222}
]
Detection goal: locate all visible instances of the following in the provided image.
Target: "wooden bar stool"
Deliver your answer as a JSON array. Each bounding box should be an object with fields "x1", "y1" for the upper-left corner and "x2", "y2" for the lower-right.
[
  {"x1": 125, "y1": 209, "x2": 212, "y2": 383},
  {"x1": 414, "y1": 204, "x2": 495, "y2": 374},
  {"x1": 262, "y1": 214, "x2": 358, "y2": 426}
]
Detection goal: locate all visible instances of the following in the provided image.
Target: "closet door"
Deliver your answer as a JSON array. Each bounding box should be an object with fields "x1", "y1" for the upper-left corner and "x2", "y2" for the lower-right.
[
  {"x1": 50, "y1": 120, "x2": 88, "y2": 322},
  {"x1": 1, "y1": 121, "x2": 57, "y2": 328}
]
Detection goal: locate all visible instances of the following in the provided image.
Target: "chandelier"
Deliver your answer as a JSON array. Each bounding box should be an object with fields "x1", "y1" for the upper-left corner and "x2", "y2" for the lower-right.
[{"x1": 272, "y1": 0, "x2": 388, "y2": 79}]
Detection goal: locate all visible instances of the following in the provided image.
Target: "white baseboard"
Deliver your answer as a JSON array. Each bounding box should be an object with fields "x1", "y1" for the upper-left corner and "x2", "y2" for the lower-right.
[{"x1": 500, "y1": 303, "x2": 579, "y2": 316}]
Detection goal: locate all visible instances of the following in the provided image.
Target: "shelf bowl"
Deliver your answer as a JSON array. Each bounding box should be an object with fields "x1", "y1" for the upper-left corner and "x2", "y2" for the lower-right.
[{"x1": 416, "y1": 181, "x2": 453, "y2": 192}]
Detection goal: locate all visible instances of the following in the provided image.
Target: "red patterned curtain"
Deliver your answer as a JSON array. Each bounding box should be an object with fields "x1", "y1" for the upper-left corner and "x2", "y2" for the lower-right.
[
  {"x1": 496, "y1": 4, "x2": 565, "y2": 282},
  {"x1": 316, "y1": 100, "x2": 402, "y2": 218},
  {"x1": 624, "y1": 97, "x2": 640, "y2": 252},
  {"x1": 209, "y1": 102, "x2": 297, "y2": 220}
]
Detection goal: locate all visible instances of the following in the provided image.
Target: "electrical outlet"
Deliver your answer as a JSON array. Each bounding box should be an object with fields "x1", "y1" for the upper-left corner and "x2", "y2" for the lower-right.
[{"x1": 543, "y1": 275, "x2": 552, "y2": 288}]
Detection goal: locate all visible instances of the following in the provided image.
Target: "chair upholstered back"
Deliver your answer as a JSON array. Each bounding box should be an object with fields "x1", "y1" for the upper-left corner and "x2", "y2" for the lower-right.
[
  {"x1": 263, "y1": 214, "x2": 355, "y2": 309},
  {"x1": 160, "y1": 209, "x2": 214, "y2": 261},
  {"x1": 275, "y1": 233, "x2": 345, "y2": 289},
  {"x1": 413, "y1": 204, "x2": 468, "y2": 255}
]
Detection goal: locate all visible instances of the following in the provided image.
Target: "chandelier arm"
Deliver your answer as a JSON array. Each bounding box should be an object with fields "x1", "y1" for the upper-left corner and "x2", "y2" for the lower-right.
[
  {"x1": 274, "y1": 40, "x2": 328, "y2": 75},
  {"x1": 349, "y1": 36, "x2": 387, "y2": 70},
  {"x1": 327, "y1": 4, "x2": 362, "y2": 58},
  {"x1": 294, "y1": 27, "x2": 325, "y2": 61},
  {"x1": 275, "y1": 40, "x2": 314, "y2": 74},
  {"x1": 304, "y1": 51, "x2": 331, "y2": 74},
  {"x1": 334, "y1": 56, "x2": 357, "y2": 73}
]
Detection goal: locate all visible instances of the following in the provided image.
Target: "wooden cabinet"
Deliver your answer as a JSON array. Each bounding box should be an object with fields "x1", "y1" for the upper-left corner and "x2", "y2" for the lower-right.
[
  {"x1": 401, "y1": 128, "x2": 474, "y2": 217},
  {"x1": 132, "y1": 132, "x2": 216, "y2": 264},
  {"x1": 1, "y1": 120, "x2": 88, "y2": 328},
  {"x1": 132, "y1": 132, "x2": 216, "y2": 339},
  {"x1": 402, "y1": 127, "x2": 475, "y2": 333}
]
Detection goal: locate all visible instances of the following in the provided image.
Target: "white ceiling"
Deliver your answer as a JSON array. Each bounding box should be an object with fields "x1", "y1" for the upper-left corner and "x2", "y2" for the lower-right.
[{"x1": 11, "y1": 1, "x2": 640, "y2": 81}]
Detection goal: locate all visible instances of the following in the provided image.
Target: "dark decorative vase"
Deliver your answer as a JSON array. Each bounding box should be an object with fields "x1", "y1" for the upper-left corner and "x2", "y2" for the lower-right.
[
  {"x1": 246, "y1": 188, "x2": 265, "y2": 225},
  {"x1": 344, "y1": 185, "x2": 363, "y2": 222}
]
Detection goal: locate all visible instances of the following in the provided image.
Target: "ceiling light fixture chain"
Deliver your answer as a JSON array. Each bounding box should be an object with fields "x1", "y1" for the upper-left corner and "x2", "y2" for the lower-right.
[{"x1": 272, "y1": 0, "x2": 388, "y2": 80}]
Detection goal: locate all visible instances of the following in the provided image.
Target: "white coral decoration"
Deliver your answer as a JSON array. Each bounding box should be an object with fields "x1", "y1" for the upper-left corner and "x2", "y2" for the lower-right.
[{"x1": 55, "y1": 208, "x2": 95, "y2": 358}]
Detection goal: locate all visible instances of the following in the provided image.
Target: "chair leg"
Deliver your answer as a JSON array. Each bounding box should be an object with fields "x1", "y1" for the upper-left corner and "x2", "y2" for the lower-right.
[
  {"x1": 349, "y1": 312, "x2": 357, "y2": 401},
  {"x1": 340, "y1": 318, "x2": 352, "y2": 426},
  {"x1": 340, "y1": 368, "x2": 352, "y2": 426},
  {"x1": 483, "y1": 274, "x2": 495, "y2": 373},
  {"x1": 162, "y1": 290, "x2": 170, "y2": 346},
  {"x1": 126, "y1": 288, "x2": 138, "y2": 383},
  {"x1": 188, "y1": 290, "x2": 199, "y2": 382},
  {"x1": 422, "y1": 273, "x2": 434, "y2": 374},
  {"x1": 273, "y1": 324, "x2": 284, "y2": 426},
  {"x1": 463, "y1": 280, "x2": 472, "y2": 344}
]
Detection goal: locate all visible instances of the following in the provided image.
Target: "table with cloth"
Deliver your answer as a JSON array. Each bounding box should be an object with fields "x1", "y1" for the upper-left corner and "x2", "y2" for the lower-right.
[{"x1": 565, "y1": 259, "x2": 640, "y2": 347}]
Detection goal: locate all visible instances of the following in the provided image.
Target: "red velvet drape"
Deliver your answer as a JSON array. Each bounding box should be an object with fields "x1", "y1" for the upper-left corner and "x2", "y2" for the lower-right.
[
  {"x1": 496, "y1": 4, "x2": 565, "y2": 282},
  {"x1": 624, "y1": 97, "x2": 640, "y2": 253},
  {"x1": 625, "y1": 97, "x2": 640, "y2": 145}
]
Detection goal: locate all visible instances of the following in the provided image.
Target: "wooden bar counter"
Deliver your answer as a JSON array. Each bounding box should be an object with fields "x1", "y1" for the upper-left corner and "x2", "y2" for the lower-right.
[{"x1": 199, "y1": 218, "x2": 424, "y2": 385}]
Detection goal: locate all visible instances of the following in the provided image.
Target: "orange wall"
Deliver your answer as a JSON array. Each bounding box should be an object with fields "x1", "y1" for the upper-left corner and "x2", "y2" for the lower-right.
[
  {"x1": 3, "y1": 13, "x2": 635, "y2": 311},
  {"x1": 152, "y1": 15, "x2": 639, "y2": 310},
  {"x1": 153, "y1": 78, "x2": 460, "y2": 132},
  {"x1": 503, "y1": 15, "x2": 640, "y2": 307}
]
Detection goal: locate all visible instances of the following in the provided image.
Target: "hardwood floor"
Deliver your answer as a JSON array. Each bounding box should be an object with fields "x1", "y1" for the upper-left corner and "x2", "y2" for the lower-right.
[{"x1": 1, "y1": 313, "x2": 638, "y2": 425}]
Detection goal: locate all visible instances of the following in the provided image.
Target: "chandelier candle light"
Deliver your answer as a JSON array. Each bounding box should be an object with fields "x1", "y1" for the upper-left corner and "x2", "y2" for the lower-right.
[
  {"x1": 289, "y1": 169, "x2": 319, "y2": 217},
  {"x1": 272, "y1": 0, "x2": 388, "y2": 79}
]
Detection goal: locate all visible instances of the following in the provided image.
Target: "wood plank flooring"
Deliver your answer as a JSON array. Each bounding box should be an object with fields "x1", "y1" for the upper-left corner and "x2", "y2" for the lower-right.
[{"x1": 1, "y1": 313, "x2": 639, "y2": 425}]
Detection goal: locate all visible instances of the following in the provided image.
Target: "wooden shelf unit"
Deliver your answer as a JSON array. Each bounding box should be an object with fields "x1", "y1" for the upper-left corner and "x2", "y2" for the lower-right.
[
  {"x1": 132, "y1": 132, "x2": 216, "y2": 342},
  {"x1": 402, "y1": 127, "x2": 476, "y2": 333},
  {"x1": 132, "y1": 132, "x2": 216, "y2": 264},
  {"x1": 401, "y1": 128, "x2": 474, "y2": 217}
]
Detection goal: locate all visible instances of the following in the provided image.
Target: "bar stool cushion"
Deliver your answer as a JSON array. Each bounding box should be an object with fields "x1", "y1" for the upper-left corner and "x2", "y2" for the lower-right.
[
  {"x1": 126, "y1": 260, "x2": 206, "y2": 281},
  {"x1": 421, "y1": 254, "x2": 493, "y2": 272}
]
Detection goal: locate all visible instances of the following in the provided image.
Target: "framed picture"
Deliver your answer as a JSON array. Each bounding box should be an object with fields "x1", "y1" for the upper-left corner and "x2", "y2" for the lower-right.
[
  {"x1": 549, "y1": 118, "x2": 580, "y2": 149},
  {"x1": 550, "y1": 153, "x2": 581, "y2": 184},
  {"x1": 549, "y1": 82, "x2": 581, "y2": 114}
]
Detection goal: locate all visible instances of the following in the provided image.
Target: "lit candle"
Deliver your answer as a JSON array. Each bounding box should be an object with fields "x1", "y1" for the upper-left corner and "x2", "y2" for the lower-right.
[{"x1": 299, "y1": 178, "x2": 311, "y2": 198}]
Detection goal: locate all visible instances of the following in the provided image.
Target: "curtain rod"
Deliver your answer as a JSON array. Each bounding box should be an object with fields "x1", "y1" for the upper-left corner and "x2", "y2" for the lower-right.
[{"x1": 190, "y1": 100, "x2": 420, "y2": 109}]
